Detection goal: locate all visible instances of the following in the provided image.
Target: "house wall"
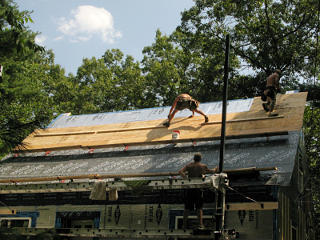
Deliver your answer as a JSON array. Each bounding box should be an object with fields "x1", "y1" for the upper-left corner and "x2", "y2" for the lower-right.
[
  {"x1": 0, "y1": 203, "x2": 277, "y2": 239},
  {"x1": 225, "y1": 210, "x2": 274, "y2": 240},
  {"x1": 36, "y1": 207, "x2": 56, "y2": 228},
  {"x1": 279, "y1": 191, "x2": 291, "y2": 240},
  {"x1": 277, "y1": 132, "x2": 314, "y2": 240},
  {"x1": 278, "y1": 191, "x2": 309, "y2": 240}
]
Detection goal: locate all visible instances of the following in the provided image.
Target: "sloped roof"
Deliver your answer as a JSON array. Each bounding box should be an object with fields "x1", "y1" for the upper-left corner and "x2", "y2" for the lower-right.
[
  {"x1": 0, "y1": 92, "x2": 307, "y2": 186},
  {"x1": 47, "y1": 98, "x2": 254, "y2": 128},
  {"x1": 18, "y1": 92, "x2": 306, "y2": 151}
]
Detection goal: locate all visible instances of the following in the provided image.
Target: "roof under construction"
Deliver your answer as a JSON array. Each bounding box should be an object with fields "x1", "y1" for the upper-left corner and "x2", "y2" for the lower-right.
[{"x1": 0, "y1": 92, "x2": 307, "y2": 187}]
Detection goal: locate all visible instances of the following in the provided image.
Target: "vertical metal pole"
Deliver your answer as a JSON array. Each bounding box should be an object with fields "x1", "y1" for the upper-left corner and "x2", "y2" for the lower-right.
[
  {"x1": 219, "y1": 34, "x2": 230, "y2": 173},
  {"x1": 215, "y1": 34, "x2": 230, "y2": 240}
]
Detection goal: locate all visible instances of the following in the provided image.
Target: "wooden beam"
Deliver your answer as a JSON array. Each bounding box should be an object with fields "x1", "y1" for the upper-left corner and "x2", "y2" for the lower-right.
[
  {"x1": 0, "y1": 172, "x2": 178, "y2": 184},
  {"x1": 12, "y1": 227, "x2": 214, "y2": 239},
  {"x1": 0, "y1": 178, "x2": 217, "y2": 194},
  {"x1": 15, "y1": 130, "x2": 289, "y2": 152},
  {"x1": 202, "y1": 115, "x2": 284, "y2": 125},
  {"x1": 226, "y1": 202, "x2": 278, "y2": 211},
  {"x1": 0, "y1": 209, "x2": 16, "y2": 214},
  {"x1": 34, "y1": 126, "x2": 167, "y2": 137},
  {"x1": 224, "y1": 167, "x2": 277, "y2": 173},
  {"x1": 34, "y1": 131, "x2": 96, "y2": 137},
  {"x1": 0, "y1": 167, "x2": 277, "y2": 184}
]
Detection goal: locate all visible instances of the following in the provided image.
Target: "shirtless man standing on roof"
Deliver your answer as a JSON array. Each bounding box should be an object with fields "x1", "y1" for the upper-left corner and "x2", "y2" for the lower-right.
[
  {"x1": 163, "y1": 94, "x2": 208, "y2": 127},
  {"x1": 262, "y1": 69, "x2": 281, "y2": 117}
]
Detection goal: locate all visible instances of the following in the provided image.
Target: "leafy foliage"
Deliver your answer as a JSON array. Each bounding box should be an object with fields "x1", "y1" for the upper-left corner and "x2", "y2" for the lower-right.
[
  {"x1": 142, "y1": 30, "x2": 187, "y2": 106},
  {"x1": 69, "y1": 49, "x2": 146, "y2": 114},
  {"x1": 303, "y1": 103, "x2": 320, "y2": 232},
  {"x1": 0, "y1": 0, "x2": 64, "y2": 153},
  {"x1": 0, "y1": 0, "x2": 43, "y2": 59},
  {"x1": 177, "y1": 0, "x2": 320, "y2": 92}
]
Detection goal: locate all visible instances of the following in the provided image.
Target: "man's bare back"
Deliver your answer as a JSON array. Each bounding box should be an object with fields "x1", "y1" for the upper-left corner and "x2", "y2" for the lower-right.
[
  {"x1": 262, "y1": 69, "x2": 281, "y2": 116},
  {"x1": 266, "y1": 72, "x2": 280, "y2": 89},
  {"x1": 184, "y1": 162, "x2": 212, "y2": 178}
]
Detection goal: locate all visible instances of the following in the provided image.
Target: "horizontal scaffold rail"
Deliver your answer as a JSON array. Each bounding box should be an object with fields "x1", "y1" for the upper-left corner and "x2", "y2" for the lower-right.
[
  {"x1": 0, "y1": 176, "x2": 223, "y2": 194},
  {"x1": 9, "y1": 227, "x2": 220, "y2": 239},
  {"x1": 0, "y1": 167, "x2": 276, "y2": 184}
]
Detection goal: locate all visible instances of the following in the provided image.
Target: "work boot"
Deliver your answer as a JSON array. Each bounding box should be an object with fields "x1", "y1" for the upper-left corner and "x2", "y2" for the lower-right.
[
  {"x1": 197, "y1": 225, "x2": 205, "y2": 230},
  {"x1": 163, "y1": 122, "x2": 170, "y2": 127},
  {"x1": 268, "y1": 112, "x2": 278, "y2": 117},
  {"x1": 262, "y1": 103, "x2": 269, "y2": 112}
]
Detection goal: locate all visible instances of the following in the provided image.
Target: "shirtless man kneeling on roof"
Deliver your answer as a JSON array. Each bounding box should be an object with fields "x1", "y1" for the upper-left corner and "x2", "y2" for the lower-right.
[{"x1": 163, "y1": 94, "x2": 208, "y2": 127}]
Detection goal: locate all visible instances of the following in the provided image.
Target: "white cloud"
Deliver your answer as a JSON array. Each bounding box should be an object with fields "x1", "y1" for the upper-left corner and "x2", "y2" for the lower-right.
[
  {"x1": 57, "y1": 5, "x2": 122, "y2": 43},
  {"x1": 53, "y1": 36, "x2": 64, "y2": 41},
  {"x1": 35, "y1": 34, "x2": 47, "y2": 46}
]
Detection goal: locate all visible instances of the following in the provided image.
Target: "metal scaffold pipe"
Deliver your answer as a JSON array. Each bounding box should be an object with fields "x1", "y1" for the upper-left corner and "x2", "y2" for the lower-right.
[{"x1": 216, "y1": 34, "x2": 230, "y2": 240}]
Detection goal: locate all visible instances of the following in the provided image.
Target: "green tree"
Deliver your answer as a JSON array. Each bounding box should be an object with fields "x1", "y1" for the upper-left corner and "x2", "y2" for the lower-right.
[
  {"x1": 173, "y1": 24, "x2": 238, "y2": 102},
  {"x1": 102, "y1": 49, "x2": 146, "y2": 110},
  {"x1": 0, "y1": 0, "x2": 43, "y2": 59},
  {"x1": 70, "y1": 49, "x2": 146, "y2": 114},
  {"x1": 141, "y1": 29, "x2": 236, "y2": 105},
  {"x1": 177, "y1": 0, "x2": 320, "y2": 95},
  {"x1": 142, "y1": 30, "x2": 186, "y2": 106},
  {"x1": 304, "y1": 104, "x2": 320, "y2": 233},
  {"x1": 0, "y1": 50, "x2": 68, "y2": 153},
  {"x1": 0, "y1": 0, "x2": 66, "y2": 154},
  {"x1": 71, "y1": 56, "x2": 113, "y2": 114}
]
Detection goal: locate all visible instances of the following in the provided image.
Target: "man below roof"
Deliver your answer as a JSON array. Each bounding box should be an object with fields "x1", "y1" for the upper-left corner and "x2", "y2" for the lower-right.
[{"x1": 179, "y1": 153, "x2": 218, "y2": 230}]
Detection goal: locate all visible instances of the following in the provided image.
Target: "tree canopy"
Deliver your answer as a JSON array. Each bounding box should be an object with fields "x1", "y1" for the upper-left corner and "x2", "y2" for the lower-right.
[
  {"x1": 177, "y1": 0, "x2": 320, "y2": 93},
  {"x1": 0, "y1": 0, "x2": 64, "y2": 154},
  {"x1": 0, "y1": 0, "x2": 319, "y2": 154},
  {"x1": 304, "y1": 104, "x2": 320, "y2": 231}
]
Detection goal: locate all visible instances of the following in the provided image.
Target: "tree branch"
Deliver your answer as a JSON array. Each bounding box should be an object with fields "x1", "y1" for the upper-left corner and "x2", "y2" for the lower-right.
[
  {"x1": 280, "y1": 13, "x2": 311, "y2": 39},
  {"x1": 263, "y1": 0, "x2": 280, "y2": 62}
]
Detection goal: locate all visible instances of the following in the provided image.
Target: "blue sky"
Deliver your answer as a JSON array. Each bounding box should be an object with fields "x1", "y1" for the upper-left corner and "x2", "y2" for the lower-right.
[{"x1": 15, "y1": 0, "x2": 195, "y2": 75}]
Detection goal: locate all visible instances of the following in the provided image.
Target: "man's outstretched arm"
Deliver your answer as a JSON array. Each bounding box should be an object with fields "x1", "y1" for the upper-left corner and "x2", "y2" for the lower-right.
[
  {"x1": 179, "y1": 166, "x2": 188, "y2": 178},
  {"x1": 206, "y1": 166, "x2": 218, "y2": 174},
  {"x1": 168, "y1": 97, "x2": 179, "y2": 117}
]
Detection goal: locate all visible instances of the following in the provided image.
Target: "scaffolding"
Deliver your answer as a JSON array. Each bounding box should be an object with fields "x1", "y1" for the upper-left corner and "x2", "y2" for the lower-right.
[{"x1": 0, "y1": 172, "x2": 233, "y2": 239}]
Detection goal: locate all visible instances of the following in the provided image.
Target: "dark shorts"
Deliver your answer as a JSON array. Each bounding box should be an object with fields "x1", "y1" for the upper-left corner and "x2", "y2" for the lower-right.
[
  {"x1": 265, "y1": 86, "x2": 276, "y2": 100},
  {"x1": 176, "y1": 99, "x2": 198, "y2": 111},
  {"x1": 184, "y1": 189, "x2": 204, "y2": 211}
]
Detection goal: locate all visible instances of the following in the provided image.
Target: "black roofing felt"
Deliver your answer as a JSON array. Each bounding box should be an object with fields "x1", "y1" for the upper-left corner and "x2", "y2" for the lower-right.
[{"x1": 0, "y1": 131, "x2": 301, "y2": 186}]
